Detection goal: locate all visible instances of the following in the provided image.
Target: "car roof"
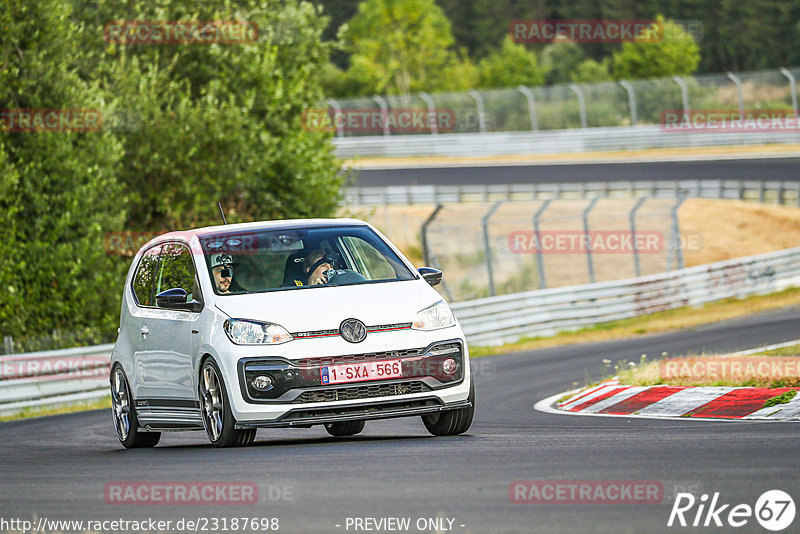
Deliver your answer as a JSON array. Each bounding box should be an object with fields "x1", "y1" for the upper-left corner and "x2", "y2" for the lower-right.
[{"x1": 158, "y1": 218, "x2": 370, "y2": 241}]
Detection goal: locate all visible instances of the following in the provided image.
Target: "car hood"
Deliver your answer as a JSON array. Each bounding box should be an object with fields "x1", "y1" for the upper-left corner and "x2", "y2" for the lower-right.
[{"x1": 213, "y1": 280, "x2": 438, "y2": 331}]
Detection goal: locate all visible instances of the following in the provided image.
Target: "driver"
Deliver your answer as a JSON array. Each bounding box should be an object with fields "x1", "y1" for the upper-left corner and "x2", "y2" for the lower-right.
[
  {"x1": 304, "y1": 249, "x2": 334, "y2": 285},
  {"x1": 210, "y1": 254, "x2": 234, "y2": 293}
]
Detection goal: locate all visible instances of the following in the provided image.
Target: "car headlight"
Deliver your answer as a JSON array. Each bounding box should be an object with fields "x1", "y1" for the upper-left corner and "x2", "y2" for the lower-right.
[
  {"x1": 412, "y1": 300, "x2": 456, "y2": 331},
  {"x1": 224, "y1": 319, "x2": 293, "y2": 345}
]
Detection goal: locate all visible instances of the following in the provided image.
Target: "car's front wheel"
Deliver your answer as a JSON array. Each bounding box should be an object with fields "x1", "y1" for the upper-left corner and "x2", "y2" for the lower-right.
[
  {"x1": 422, "y1": 380, "x2": 475, "y2": 436},
  {"x1": 324, "y1": 420, "x2": 366, "y2": 437},
  {"x1": 110, "y1": 365, "x2": 160, "y2": 449},
  {"x1": 199, "y1": 359, "x2": 256, "y2": 448}
]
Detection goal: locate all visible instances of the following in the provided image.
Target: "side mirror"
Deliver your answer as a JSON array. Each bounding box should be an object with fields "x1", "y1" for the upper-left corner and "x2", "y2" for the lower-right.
[
  {"x1": 418, "y1": 267, "x2": 442, "y2": 287},
  {"x1": 156, "y1": 288, "x2": 203, "y2": 312}
]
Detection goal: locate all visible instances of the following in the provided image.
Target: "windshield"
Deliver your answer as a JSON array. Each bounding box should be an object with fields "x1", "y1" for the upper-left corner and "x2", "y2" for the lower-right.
[{"x1": 201, "y1": 225, "x2": 416, "y2": 295}]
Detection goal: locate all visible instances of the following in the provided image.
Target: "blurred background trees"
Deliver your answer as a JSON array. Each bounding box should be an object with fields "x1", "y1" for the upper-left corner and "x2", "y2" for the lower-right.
[
  {"x1": 0, "y1": 0, "x2": 342, "y2": 347},
  {"x1": 319, "y1": 0, "x2": 800, "y2": 96}
]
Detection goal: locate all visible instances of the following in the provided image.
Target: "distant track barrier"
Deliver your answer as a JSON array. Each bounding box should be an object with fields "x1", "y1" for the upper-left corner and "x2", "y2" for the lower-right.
[
  {"x1": 344, "y1": 179, "x2": 800, "y2": 207},
  {"x1": 452, "y1": 247, "x2": 800, "y2": 346}
]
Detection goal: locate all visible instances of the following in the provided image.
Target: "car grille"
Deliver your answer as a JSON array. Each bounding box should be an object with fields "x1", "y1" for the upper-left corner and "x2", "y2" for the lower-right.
[
  {"x1": 294, "y1": 381, "x2": 429, "y2": 403},
  {"x1": 281, "y1": 399, "x2": 441, "y2": 422},
  {"x1": 295, "y1": 347, "x2": 425, "y2": 367}
]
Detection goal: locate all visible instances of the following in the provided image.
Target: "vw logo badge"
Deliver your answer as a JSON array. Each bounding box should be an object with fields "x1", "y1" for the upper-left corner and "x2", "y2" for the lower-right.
[{"x1": 340, "y1": 318, "x2": 367, "y2": 343}]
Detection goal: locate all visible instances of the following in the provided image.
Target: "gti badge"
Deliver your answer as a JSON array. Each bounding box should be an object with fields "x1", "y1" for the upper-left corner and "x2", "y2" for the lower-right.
[{"x1": 340, "y1": 318, "x2": 367, "y2": 343}]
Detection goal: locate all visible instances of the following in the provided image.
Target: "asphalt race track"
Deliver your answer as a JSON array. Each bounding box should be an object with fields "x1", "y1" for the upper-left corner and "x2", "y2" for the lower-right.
[
  {"x1": 2, "y1": 306, "x2": 800, "y2": 533},
  {"x1": 354, "y1": 157, "x2": 800, "y2": 187}
]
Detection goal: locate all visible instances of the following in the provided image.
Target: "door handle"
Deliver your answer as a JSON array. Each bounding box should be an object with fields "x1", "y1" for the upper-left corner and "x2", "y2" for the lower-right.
[{"x1": 140, "y1": 325, "x2": 149, "y2": 337}]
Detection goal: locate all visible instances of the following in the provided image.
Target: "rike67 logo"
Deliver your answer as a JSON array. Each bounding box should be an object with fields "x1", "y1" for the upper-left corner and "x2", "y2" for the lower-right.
[{"x1": 668, "y1": 490, "x2": 795, "y2": 531}]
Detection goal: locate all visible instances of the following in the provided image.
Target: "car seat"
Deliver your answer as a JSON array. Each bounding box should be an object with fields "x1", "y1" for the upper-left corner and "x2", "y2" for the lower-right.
[{"x1": 282, "y1": 251, "x2": 307, "y2": 286}]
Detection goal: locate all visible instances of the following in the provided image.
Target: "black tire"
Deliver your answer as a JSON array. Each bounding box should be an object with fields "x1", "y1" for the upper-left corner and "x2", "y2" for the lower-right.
[
  {"x1": 422, "y1": 379, "x2": 475, "y2": 436},
  {"x1": 110, "y1": 365, "x2": 161, "y2": 449},
  {"x1": 199, "y1": 358, "x2": 257, "y2": 448},
  {"x1": 324, "y1": 420, "x2": 366, "y2": 437}
]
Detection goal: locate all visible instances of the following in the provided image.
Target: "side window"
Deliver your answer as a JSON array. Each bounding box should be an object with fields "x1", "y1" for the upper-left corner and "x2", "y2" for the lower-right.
[
  {"x1": 341, "y1": 236, "x2": 396, "y2": 280},
  {"x1": 132, "y1": 245, "x2": 161, "y2": 307},
  {"x1": 154, "y1": 243, "x2": 197, "y2": 302}
]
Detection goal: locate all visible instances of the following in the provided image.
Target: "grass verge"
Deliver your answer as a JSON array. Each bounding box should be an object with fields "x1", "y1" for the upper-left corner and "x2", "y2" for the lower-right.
[
  {"x1": 469, "y1": 287, "x2": 800, "y2": 358},
  {"x1": 764, "y1": 390, "x2": 798, "y2": 408},
  {"x1": 0, "y1": 396, "x2": 111, "y2": 423}
]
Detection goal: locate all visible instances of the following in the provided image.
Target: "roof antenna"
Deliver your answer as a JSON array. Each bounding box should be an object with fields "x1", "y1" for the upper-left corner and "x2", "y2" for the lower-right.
[{"x1": 217, "y1": 202, "x2": 228, "y2": 225}]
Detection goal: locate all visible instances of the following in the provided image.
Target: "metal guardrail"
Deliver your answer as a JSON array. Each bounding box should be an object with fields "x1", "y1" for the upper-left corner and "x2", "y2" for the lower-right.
[
  {"x1": 333, "y1": 125, "x2": 800, "y2": 159},
  {"x1": 345, "y1": 179, "x2": 800, "y2": 206},
  {"x1": 3, "y1": 247, "x2": 800, "y2": 413},
  {"x1": 0, "y1": 344, "x2": 112, "y2": 416},
  {"x1": 452, "y1": 247, "x2": 800, "y2": 346}
]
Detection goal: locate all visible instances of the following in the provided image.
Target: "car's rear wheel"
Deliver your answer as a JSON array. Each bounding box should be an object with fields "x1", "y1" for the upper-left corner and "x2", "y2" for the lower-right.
[
  {"x1": 199, "y1": 359, "x2": 256, "y2": 448},
  {"x1": 324, "y1": 420, "x2": 366, "y2": 437},
  {"x1": 111, "y1": 365, "x2": 160, "y2": 448},
  {"x1": 422, "y1": 380, "x2": 475, "y2": 436}
]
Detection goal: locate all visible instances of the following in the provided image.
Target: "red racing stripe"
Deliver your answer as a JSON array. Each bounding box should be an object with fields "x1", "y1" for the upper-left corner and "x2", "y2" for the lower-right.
[
  {"x1": 684, "y1": 388, "x2": 797, "y2": 419},
  {"x1": 599, "y1": 386, "x2": 687, "y2": 415},
  {"x1": 569, "y1": 387, "x2": 632, "y2": 412},
  {"x1": 560, "y1": 385, "x2": 607, "y2": 408}
]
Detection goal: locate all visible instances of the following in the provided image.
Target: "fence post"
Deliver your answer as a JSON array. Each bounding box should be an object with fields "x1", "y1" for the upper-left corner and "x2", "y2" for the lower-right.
[
  {"x1": 780, "y1": 68, "x2": 799, "y2": 117},
  {"x1": 468, "y1": 90, "x2": 487, "y2": 133},
  {"x1": 666, "y1": 195, "x2": 687, "y2": 270},
  {"x1": 569, "y1": 83, "x2": 588, "y2": 128},
  {"x1": 672, "y1": 75, "x2": 690, "y2": 115},
  {"x1": 619, "y1": 80, "x2": 638, "y2": 126},
  {"x1": 421, "y1": 204, "x2": 443, "y2": 266},
  {"x1": 726, "y1": 72, "x2": 745, "y2": 118},
  {"x1": 3, "y1": 335, "x2": 13, "y2": 355},
  {"x1": 629, "y1": 196, "x2": 648, "y2": 278},
  {"x1": 482, "y1": 201, "x2": 504, "y2": 297},
  {"x1": 582, "y1": 197, "x2": 601, "y2": 283},
  {"x1": 372, "y1": 95, "x2": 391, "y2": 136},
  {"x1": 533, "y1": 199, "x2": 552, "y2": 289},
  {"x1": 419, "y1": 92, "x2": 438, "y2": 135},
  {"x1": 518, "y1": 85, "x2": 539, "y2": 131},
  {"x1": 327, "y1": 98, "x2": 345, "y2": 138},
  {"x1": 382, "y1": 189, "x2": 391, "y2": 234}
]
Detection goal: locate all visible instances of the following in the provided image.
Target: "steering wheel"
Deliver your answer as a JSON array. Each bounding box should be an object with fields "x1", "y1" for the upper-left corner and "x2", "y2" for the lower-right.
[{"x1": 326, "y1": 269, "x2": 367, "y2": 285}]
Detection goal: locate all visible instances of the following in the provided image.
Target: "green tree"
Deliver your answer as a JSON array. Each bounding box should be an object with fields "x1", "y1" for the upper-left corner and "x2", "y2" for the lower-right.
[
  {"x1": 311, "y1": 0, "x2": 362, "y2": 69},
  {"x1": 0, "y1": 0, "x2": 126, "y2": 347},
  {"x1": 77, "y1": 0, "x2": 343, "y2": 230},
  {"x1": 342, "y1": 0, "x2": 476, "y2": 96},
  {"x1": 612, "y1": 15, "x2": 700, "y2": 80},
  {"x1": 436, "y1": 0, "x2": 551, "y2": 59},
  {"x1": 477, "y1": 36, "x2": 546, "y2": 89},
  {"x1": 540, "y1": 41, "x2": 585, "y2": 85},
  {"x1": 570, "y1": 58, "x2": 612, "y2": 83}
]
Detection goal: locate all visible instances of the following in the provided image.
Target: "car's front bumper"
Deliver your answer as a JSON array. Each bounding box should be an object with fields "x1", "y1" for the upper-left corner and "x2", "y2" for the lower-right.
[
  {"x1": 234, "y1": 396, "x2": 472, "y2": 429},
  {"x1": 226, "y1": 334, "x2": 472, "y2": 424}
]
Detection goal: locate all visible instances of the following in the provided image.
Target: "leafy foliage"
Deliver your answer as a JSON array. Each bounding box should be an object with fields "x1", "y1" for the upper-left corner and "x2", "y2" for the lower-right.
[
  {"x1": 477, "y1": 36, "x2": 546, "y2": 89},
  {"x1": 570, "y1": 58, "x2": 612, "y2": 83},
  {"x1": 541, "y1": 41, "x2": 585, "y2": 85},
  {"x1": 341, "y1": 0, "x2": 476, "y2": 96},
  {"x1": 2, "y1": 0, "x2": 344, "y2": 349},
  {"x1": 0, "y1": 0, "x2": 126, "y2": 346},
  {"x1": 612, "y1": 15, "x2": 701, "y2": 80}
]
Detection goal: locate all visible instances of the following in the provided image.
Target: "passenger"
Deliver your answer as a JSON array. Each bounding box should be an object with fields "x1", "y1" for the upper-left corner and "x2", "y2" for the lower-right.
[{"x1": 210, "y1": 254, "x2": 234, "y2": 294}]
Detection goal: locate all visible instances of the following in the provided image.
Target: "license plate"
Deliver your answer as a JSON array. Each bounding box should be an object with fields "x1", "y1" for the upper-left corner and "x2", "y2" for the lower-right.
[{"x1": 320, "y1": 359, "x2": 403, "y2": 385}]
